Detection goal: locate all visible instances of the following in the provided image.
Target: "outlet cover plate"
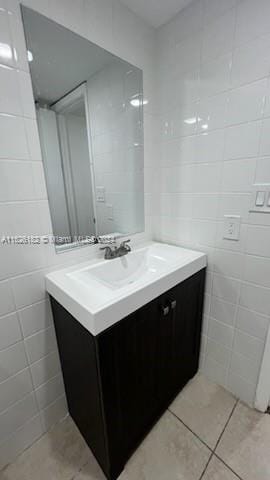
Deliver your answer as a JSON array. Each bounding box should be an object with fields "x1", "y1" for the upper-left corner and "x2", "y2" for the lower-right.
[{"x1": 223, "y1": 215, "x2": 240, "y2": 241}]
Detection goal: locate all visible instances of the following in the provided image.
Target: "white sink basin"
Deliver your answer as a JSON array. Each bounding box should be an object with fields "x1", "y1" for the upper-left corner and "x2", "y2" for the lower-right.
[
  {"x1": 46, "y1": 242, "x2": 207, "y2": 336},
  {"x1": 69, "y1": 244, "x2": 195, "y2": 290}
]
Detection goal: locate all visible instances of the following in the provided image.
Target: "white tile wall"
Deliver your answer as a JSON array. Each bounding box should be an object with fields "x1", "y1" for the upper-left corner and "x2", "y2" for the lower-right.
[
  {"x1": 0, "y1": 393, "x2": 39, "y2": 445},
  {"x1": 0, "y1": 342, "x2": 28, "y2": 383},
  {"x1": 0, "y1": 368, "x2": 33, "y2": 413},
  {"x1": 0, "y1": 313, "x2": 22, "y2": 350},
  {"x1": 224, "y1": 121, "x2": 261, "y2": 160},
  {"x1": 0, "y1": 0, "x2": 155, "y2": 469},
  {"x1": 1, "y1": 0, "x2": 270, "y2": 467},
  {"x1": 155, "y1": 0, "x2": 270, "y2": 407}
]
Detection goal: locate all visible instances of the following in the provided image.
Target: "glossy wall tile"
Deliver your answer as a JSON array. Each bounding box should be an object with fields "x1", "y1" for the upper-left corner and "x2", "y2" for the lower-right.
[{"x1": 154, "y1": 0, "x2": 270, "y2": 408}]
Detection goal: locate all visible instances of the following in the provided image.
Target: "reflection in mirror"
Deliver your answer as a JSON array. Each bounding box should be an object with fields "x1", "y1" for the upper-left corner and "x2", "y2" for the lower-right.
[
  {"x1": 21, "y1": 7, "x2": 145, "y2": 251},
  {"x1": 37, "y1": 85, "x2": 96, "y2": 245}
]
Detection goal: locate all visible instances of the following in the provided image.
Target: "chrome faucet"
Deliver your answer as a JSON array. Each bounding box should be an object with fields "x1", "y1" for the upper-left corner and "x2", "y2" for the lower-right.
[{"x1": 100, "y1": 239, "x2": 131, "y2": 260}]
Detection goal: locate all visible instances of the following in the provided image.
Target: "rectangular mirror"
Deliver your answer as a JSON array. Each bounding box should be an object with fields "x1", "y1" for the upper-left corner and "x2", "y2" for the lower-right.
[{"x1": 21, "y1": 7, "x2": 145, "y2": 251}]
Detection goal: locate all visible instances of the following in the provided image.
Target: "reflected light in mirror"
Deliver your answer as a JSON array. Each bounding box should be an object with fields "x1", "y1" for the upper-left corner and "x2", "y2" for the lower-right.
[
  {"x1": 0, "y1": 43, "x2": 12, "y2": 61},
  {"x1": 27, "y1": 50, "x2": 33, "y2": 62},
  {"x1": 184, "y1": 116, "x2": 202, "y2": 125},
  {"x1": 130, "y1": 98, "x2": 148, "y2": 107}
]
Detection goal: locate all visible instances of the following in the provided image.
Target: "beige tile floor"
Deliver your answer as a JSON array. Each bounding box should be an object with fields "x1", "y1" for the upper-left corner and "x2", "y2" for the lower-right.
[{"x1": 1, "y1": 374, "x2": 270, "y2": 480}]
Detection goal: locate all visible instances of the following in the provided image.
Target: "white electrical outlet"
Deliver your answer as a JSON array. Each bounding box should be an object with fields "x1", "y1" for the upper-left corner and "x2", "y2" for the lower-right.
[{"x1": 223, "y1": 215, "x2": 240, "y2": 241}]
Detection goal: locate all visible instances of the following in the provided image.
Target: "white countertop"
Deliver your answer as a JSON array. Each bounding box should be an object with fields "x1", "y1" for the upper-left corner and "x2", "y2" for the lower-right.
[{"x1": 46, "y1": 241, "x2": 207, "y2": 336}]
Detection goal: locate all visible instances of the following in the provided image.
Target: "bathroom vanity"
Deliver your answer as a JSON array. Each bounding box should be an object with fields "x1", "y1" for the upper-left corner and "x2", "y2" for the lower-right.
[
  {"x1": 46, "y1": 242, "x2": 206, "y2": 480},
  {"x1": 23, "y1": 10, "x2": 207, "y2": 478}
]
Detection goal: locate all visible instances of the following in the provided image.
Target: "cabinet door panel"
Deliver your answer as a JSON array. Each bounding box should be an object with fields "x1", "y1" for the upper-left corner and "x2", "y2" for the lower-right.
[
  {"x1": 118, "y1": 308, "x2": 159, "y2": 438},
  {"x1": 99, "y1": 297, "x2": 163, "y2": 459},
  {"x1": 168, "y1": 270, "x2": 205, "y2": 394},
  {"x1": 156, "y1": 297, "x2": 175, "y2": 406}
]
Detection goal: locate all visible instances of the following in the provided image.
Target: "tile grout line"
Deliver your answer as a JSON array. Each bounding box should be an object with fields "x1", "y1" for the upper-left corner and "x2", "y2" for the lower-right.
[
  {"x1": 168, "y1": 398, "x2": 245, "y2": 480},
  {"x1": 213, "y1": 398, "x2": 239, "y2": 452},
  {"x1": 167, "y1": 408, "x2": 215, "y2": 480},
  {"x1": 206, "y1": 398, "x2": 244, "y2": 480},
  {"x1": 199, "y1": 451, "x2": 215, "y2": 480},
  {"x1": 214, "y1": 452, "x2": 244, "y2": 480},
  {"x1": 209, "y1": 398, "x2": 245, "y2": 480},
  {"x1": 70, "y1": 457, "x2": 90, "y2": 480},
  {"x1": 167, "y1": 408, "x2": 213, "y2": 452}
]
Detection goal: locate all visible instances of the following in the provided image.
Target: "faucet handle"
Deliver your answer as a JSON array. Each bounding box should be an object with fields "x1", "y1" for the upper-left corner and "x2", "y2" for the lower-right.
[
  {"x1": 121, "y1": 239, "x2": 131, "y2": 251},
  {"x1": 99, "y1": 245, "x2": 112, "y2": 251}
]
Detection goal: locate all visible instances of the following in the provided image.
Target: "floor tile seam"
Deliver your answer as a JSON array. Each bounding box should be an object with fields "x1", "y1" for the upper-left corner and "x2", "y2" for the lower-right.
[
  {"x1": 167, "y1": 408, "x2": 213, "y2": 452},
  {"x1": 213, "y1": 398, "x2": 239, "y2": 452},
  {"x1": 213, "y1": 452, "x2": 244, "y2": 480},
  {"x1": 69, "y1": 457, "x2": 90, "y2": 480},
  {"x1": 199, "y1": 451, "x2": 215, "y2": 480},
  {"x1": 167, "y1": 395, "x2": 239, "y2": 455}
]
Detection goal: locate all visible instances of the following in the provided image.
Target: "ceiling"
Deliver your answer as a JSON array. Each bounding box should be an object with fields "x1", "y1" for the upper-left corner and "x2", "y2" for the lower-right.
[{"x1": 120, "y1": 0, "x2": 194, "y2": 27}]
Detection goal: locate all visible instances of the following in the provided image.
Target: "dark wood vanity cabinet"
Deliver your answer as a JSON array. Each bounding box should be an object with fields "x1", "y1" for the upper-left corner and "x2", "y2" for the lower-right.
[{"x1": 50, "y1": 268, "x2": 205, "y2": 480}]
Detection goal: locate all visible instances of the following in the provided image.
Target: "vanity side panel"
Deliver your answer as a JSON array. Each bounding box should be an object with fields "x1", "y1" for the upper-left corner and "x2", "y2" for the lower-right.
[
  {"x1": 50, "y1": 297, "x2": 110, "y2": 478},
  {"x1": 96, "y1": 324, "x2": 127, "y2": 478}
]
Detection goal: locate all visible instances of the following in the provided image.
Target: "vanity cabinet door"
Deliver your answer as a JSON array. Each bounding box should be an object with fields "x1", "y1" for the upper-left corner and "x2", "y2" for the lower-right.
[
  {"x1": 167, "y1": 269, "x2": 205, "y2": 394},
  {"x1": 155, "y1": 295, "x2": 176, "y2": 407},
  {"x1": 98, "y1": 294, "x2": 169, "y2": 462},
  {"x1": 156, "y1": 269, "x2": 205, "y2": 406}
]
